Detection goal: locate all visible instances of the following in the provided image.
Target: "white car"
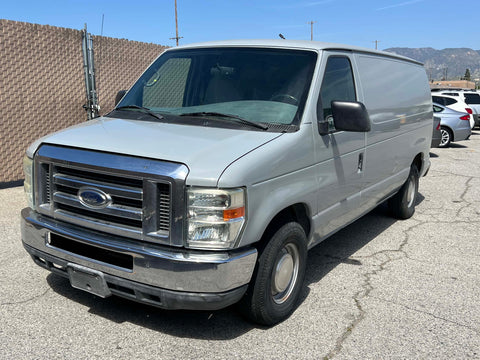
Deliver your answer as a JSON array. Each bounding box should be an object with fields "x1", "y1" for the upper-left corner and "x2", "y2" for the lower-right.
[
  {"x1": 436, "y1": 90, "x2": 480, "y2": 128},
  {"x1": 432, "y1": 94, "x2": 475, "y2": 129}
]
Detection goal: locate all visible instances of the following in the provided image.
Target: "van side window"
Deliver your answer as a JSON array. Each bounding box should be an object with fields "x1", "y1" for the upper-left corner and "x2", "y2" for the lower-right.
[
  {"x1": 433, "y1": 105, "x2": 444, "y2": 113},
  {"x1": 318, "y1": 56, "x2": 356, "y2": 132}
]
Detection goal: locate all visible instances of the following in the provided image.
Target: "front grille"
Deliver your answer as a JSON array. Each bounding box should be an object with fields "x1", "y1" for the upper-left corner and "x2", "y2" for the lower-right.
[
  {"x1": 158, "y1": 186, "x2": 171, "y2": 232},
  {"x1": 44, "y1": 164, "x2": 51, "y2": 203},
  {"x1": 52, "y1": 165, "x2": 146, "y2": 232},
  {"x1": 34, "y1": 145, "x2": 188, "y2": 246}
]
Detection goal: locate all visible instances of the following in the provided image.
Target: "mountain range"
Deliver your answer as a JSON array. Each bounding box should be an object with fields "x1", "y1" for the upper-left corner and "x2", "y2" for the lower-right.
[{"x1": 384, "y1": 47, "x2": 480, "y2": 82}]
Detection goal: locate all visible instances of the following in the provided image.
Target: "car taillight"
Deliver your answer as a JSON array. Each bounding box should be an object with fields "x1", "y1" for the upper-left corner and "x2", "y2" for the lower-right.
[
  {"x1": 460, "y1": 115, "x2": 470, "y2": 120},
  {"x1": 465, "y1": 108, "x2": 473, "y2": 114},
  {"x1": 436, "y1": 123, "x2": 441, "y2": 130}
]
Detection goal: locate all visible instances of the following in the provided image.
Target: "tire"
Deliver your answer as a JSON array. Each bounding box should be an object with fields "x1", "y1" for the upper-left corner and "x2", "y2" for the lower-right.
[
  {"x1": 439, "y1": 126, "x2": 452, "y2": 148},
  {"x1": 238, "y1": 222, "x2": 307, "y2": 326},
  {"x1": 388, "y1": 165, "x2": 419, "y2": 219}
]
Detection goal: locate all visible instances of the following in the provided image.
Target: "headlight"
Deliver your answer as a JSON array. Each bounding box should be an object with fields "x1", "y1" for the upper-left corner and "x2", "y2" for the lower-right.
[
  {"x1": 187, "y1": 187, "x2": 246, "y2": 250},
  {"x1": 23, "y1": 155, "x2": 34, "y2": 208}
]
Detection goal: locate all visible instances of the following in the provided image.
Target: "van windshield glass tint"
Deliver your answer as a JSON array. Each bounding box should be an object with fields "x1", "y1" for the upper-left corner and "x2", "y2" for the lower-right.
[{"x1": 113, "y1": 48, "x2": 317, "y2": 130}]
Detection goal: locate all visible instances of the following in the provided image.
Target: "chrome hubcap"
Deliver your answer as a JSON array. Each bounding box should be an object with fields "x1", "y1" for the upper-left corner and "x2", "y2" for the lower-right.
[
  {"x1": 272, "y1": 243, "x2": 299, "y2": 304},
  {"x1": 406, "y1": 177, "x2": 416, "y2": 208},
  {"x1": 274, "y1": 253, "x2": 294, "y2": 293}
]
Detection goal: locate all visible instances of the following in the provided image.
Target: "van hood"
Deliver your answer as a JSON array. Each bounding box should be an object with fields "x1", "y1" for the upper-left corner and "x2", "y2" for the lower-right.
[{"x1": 28, "y1": 117, "x2": 282, "y2": 186}]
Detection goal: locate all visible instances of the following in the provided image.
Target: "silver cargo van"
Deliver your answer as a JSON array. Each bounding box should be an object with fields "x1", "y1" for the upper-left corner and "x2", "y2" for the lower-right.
[{"x1": 21, "y1": 40, "x2": 433, "y2": 325}]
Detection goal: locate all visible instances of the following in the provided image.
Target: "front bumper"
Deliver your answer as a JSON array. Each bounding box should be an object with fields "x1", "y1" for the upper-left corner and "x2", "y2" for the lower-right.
[{"x1": 21, "y1": 208, "x2": 257, "y2": 310}]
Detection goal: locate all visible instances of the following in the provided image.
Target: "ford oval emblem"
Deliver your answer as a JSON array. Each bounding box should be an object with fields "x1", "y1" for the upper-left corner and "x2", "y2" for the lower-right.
[{"x1": 78, "y1": 187, "x2": 112, "y2": 209}]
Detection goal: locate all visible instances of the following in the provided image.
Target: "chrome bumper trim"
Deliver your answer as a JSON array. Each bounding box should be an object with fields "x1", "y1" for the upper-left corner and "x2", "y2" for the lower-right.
[
  {"x1": 21, "y1": 208, "x2": 257, "y2": 294},
  {"x1": 23, "y1": 244, "x2": 248, "y2": 311}
]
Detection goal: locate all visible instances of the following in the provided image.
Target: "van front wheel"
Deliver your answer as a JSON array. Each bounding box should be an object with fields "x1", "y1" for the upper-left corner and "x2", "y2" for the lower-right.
[
  {"x1": 389, "y1": 165, "x2": 419, "y2": 219},
  {"x1": 238, "y1": 222, "x2": 307, "y2": 326}
]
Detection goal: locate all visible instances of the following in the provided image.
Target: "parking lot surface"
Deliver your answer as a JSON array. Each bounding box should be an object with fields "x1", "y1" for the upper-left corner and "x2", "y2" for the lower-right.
[{"x1": 1, "y1": 132, "x2": 479, "y2": 359}]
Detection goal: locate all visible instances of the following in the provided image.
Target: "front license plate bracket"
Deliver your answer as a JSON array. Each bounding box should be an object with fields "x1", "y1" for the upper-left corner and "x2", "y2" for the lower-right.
[{"x1": 67, "y1": 263, "x2": 112, "y2": 298}]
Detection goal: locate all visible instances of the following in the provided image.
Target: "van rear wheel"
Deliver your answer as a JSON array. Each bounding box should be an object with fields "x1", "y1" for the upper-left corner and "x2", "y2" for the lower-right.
[
  {"x1": 388, "y1": 165, "x2": 419, "y2": 219},
  {"x1": 238, "y1": 222, "x2": 307, "y2": 326}
]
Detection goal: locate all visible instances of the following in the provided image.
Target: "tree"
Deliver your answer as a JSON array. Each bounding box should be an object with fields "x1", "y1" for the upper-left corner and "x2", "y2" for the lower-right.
[{"x1": 463, "y1": 68, "x2": 471, "y2": 81}]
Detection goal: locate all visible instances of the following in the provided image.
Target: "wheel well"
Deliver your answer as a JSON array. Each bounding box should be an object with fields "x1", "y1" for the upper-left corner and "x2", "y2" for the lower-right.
[
  {"x1": 441, "y1": 125, "x2": 454, "y2": 141},
  {"x1": 413, "y1": 153, "x2": 422, "y2": 173},
  {"x1": 258, "y1": 204, "x2": 311, "y2": 248}
]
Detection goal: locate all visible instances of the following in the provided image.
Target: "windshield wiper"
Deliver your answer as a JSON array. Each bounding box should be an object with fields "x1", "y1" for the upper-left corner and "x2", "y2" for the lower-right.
[
  {"x1": 179, "y1": 112, "x2": 268, "y2": 130},
  {"x1": 113, "y1": 105, "x2": 164, "y2": 120}
]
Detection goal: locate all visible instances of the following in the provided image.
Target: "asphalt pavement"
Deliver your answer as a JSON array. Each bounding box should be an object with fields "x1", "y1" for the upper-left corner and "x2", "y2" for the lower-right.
[{"x1": 1, "y1": 131, "x2": 479, "y2": 359}]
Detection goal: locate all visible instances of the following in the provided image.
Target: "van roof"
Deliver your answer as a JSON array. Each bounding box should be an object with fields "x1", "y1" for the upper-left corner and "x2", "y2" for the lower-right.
[{"x1": 171, "y1": 39, "x2": 423, "y2": 65}]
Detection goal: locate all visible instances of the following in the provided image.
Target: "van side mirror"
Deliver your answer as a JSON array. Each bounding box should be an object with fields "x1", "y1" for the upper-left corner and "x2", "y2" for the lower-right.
[
  {"x1": 331, "y1": 101, "x2": 371, "y2": 132},
  {"x1": 115, "y1": 90, "x2": 127, "y2": 106}
]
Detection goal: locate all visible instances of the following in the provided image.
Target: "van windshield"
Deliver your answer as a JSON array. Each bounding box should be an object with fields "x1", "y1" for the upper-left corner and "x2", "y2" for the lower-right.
[{"x1": 111, "y1": 47, "x2": 317, "y2": 131}]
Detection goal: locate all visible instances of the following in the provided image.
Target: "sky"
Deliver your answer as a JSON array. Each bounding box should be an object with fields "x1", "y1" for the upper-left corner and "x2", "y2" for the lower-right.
[{"x1": 2, "y1": 0, "x2": 479, "y2": 50}]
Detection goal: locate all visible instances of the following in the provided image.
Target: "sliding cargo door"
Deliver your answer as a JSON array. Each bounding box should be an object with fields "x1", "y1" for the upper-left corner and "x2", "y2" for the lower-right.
[{"x1": 355, "y1": 53, "x2": 431, "y2": 212}]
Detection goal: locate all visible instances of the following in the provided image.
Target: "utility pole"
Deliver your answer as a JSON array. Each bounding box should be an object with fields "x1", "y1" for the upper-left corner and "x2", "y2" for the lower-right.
[
  {"x1": 170, "y1": 0, "x2": 183, "y2": 46},
  {"x1": 308, "y1": 21, "x2": 316, "y2": 41},
  {"x1": 426, "y1": 67, "x2": 432, "y2": 82},
  {"x1": 373, "y1": 40, "x2": 380, "y2": 50}
]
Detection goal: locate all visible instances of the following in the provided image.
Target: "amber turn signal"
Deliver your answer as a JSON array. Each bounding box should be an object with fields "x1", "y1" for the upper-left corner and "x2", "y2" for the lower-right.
[{"x1": 223, "y1": 207, "x2": 245, "y2": 221}]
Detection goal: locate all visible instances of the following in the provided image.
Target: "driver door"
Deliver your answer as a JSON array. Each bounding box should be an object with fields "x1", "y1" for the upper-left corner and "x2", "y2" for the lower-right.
[{"x1": 313, "y1": 52, "x2": 366, "y2": 240}]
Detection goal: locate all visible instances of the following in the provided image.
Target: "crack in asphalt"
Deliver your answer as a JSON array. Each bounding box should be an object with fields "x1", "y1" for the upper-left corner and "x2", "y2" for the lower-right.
[
  {"x1": 370, "y1": 295, "x2": 480, "y2": 335},
  {"x1": 431, "y1": 169, "x2": 480, "y2": 180},
  {"x1": 0, "y1": 288, "x2": 50, "y2": 306},
  {"x1": 323, "y1": 254, "x2": 362, "y2": 266},
  {"x1": 423, "y1": 172, "x2": 480, "y2": 223},
  {"x1": 455, "y1": 177, "x2": 477, "y2": 219},
  {"x1": 323, "y1": 165, "x2": 480, "y2": 358},
  {"x1": 425, "y1": 170, "x2": 480, "y2": 222},
  {"x1": 324, "y1": 168, "x2": 480, "y2": 359},
  {"x1": 323, "y1": 220, "x2": 425, "y2": 359}
]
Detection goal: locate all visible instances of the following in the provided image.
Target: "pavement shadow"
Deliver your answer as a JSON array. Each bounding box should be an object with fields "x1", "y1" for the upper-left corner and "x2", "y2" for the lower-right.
[
  {"x1": 46, "y1": 273, "x2": 257, "y2": 339},
  {"x1": 0, "y1": 180, "x2": 23, "y2": 189},
  {"x1": 45, "y1": 196, "x2": 422, "y2": 338},
  {"x1": 301, "y1": 202, "x2": 398, "y2": 295},
  {"x1": 449, "y1": 143, "x2": 468, "y2": 149}
]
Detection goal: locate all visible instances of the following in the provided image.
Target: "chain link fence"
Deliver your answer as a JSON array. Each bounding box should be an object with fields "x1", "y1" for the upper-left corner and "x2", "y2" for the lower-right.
[{"x1": 0, "y1": 19, "x2": 167, "y2": 186}]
